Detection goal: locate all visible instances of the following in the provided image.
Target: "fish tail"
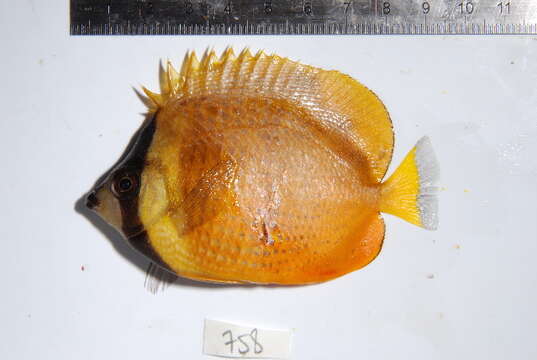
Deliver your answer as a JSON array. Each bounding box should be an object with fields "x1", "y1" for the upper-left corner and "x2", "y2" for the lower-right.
[{"x1": 379, "y1": 136, "x2": 439, "y2": 230}]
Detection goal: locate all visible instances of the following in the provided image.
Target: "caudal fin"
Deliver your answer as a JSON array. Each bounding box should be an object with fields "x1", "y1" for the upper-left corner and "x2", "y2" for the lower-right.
[{"x1": 379, "y1": 137, "x2": 439, "y2": 230}]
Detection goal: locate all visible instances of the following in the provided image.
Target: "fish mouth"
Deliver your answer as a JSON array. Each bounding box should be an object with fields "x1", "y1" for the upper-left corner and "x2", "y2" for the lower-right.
[{"x1": 85, "y1": 191, "x2": 100, "y2": 210}]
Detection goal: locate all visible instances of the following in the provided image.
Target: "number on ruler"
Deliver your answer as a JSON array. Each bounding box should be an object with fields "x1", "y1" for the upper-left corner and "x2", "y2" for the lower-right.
[
  {"x1": 304, "y1": 1, "x2": 312, "y2": 15},
  {"x1": 185, "y1": 0, "x2": 193, "y2": 14},
  {"x1": 497, "y1": 1, "x2": 510, "y2": 14},
  {"x1": 458, "y1": 1, "x2": 474, "y2": 14},
  {"x1": 224, "y1": 1, "x2": 232, "y2": 15},
  {"x1": 264, "y1": 0, "x2": 273, "y2": 14},
  {"x1": 344, "y1": 1, "x2": 353, "y2": 14},
  {"x1": 382, "y1": 1, "x2": 391, "y2": 15},
  {"x1": 422, "y1": 1, "x2": 430, "y2": 14}
]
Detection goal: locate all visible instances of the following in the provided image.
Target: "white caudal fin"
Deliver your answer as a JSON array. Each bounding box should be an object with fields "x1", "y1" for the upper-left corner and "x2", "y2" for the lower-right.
[{"x1": 379, "y1": 136, "x2": 440, "y2": 230}]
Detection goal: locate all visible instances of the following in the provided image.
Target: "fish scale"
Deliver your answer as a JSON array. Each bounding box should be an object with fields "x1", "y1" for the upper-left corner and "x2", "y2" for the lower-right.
[{"x1": 144, "y1": 91, "x2": 383, "y2": 283}]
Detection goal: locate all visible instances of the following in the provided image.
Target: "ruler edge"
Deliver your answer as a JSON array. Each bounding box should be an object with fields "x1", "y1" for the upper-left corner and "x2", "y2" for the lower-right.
[{"x1": 70, "y1": 22, "x2": 537, "y2": 35}]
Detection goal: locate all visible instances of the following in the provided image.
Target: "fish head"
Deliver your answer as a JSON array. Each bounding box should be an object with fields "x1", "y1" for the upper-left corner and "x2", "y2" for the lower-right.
[
  {"x1": 85, "y1": 114, "x2": 174, "y2": 271},
  {"x1": 85, "y1": 116, "x2": 157, "y2": 239},
  {"x1": 85, "y1": 165, "x2": 143, "y2": 236}
]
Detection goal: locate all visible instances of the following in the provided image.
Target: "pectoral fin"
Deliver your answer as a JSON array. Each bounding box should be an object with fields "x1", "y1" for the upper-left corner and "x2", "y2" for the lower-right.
[{"x1": 178, "y1": 158, "x2": 238, "y2": 234}]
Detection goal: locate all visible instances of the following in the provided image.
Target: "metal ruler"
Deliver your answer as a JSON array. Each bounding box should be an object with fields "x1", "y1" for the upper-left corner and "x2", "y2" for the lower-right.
[{"x1": 71, "y1": 0, "x2": 537, "y2": 35}]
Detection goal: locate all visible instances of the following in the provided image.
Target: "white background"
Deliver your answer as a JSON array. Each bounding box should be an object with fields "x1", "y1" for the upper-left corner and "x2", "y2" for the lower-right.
[{"x1": 2, "y1": 1, "x2": 537, "y2": 359}]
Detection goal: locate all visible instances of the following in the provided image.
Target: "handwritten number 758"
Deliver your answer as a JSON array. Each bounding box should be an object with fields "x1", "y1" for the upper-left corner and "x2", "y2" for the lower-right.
[{"x1": 222, "y1": 328, "x2": 263, "y2": 355}]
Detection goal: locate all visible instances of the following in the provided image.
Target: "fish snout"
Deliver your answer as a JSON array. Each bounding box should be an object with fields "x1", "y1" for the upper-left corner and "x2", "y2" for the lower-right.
[{"x1": 85, "y1": 191, "x2": 100, "y2": 210}]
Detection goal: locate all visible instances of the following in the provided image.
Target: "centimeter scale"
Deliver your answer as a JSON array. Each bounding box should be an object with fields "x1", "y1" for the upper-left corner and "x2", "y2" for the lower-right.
[{"x1": 71, "y1": 0, "x2": 537, "y2": 35}]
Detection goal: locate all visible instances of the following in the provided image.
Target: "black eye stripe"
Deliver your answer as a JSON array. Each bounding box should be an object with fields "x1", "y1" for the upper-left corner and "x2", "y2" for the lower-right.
[{"x1": 108, "y1": 115, "x2": 171, "y2": 270}]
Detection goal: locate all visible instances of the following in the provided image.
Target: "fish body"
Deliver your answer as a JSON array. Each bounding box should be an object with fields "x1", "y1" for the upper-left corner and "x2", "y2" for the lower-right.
[{"x1": 86, "y1": 49, "x2": 439, "y2": 285}]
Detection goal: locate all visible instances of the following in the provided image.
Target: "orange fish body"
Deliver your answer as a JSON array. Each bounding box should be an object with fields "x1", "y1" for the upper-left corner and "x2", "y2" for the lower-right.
[{"x1": 86, "y1": 49, "x2": 439, "y2": 285}]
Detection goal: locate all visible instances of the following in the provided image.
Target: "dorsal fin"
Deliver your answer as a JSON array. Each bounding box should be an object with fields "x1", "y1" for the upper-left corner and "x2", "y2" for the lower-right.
[{"x1": 143, "y1": 48, "x2": 394, "y2": 182}]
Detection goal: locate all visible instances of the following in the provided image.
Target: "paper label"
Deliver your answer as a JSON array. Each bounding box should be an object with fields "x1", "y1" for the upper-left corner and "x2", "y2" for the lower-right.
[{"x1": 203, "y1": 319, "x2": 292, "y2": 359}]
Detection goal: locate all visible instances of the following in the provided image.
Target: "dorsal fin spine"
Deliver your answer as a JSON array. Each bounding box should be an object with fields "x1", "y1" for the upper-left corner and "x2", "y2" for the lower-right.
[
  {"x1": 186, "y1": 52, "x2": 199, "y2": 96},
  {"x1": 268, "y1": 55, "x2": 286, "y2": 91},
  {"x1": 142, "y1": 87, "x2": 163, "y2": 109},
  {"x1": 142, "y1": 48, "x2": 394, "y2": 181},
  {"x1": 246, "y1": 51, "x2": 265, "y2": 89},
  {"x1": 166, "y1": 61, "x2": 180, "y2": 97},
  {"x1": 233, "y1": 48, "x2": 252, "y2": 90},
  {"x1": 220, "y1": 49, "x2": 235, "y2": 91}
]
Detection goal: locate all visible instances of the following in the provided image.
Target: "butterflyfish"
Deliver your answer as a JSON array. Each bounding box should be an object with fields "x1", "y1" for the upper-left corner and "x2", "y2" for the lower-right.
[{"x1": 85, "y1": 48, "x2": 439, "y2": 285}]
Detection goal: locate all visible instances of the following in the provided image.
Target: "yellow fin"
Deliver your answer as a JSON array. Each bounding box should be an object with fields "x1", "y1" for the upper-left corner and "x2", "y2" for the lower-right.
[
  {"x1": 142, "y1": 86, "x2": 163, "y2": 109},
  {"x1": 379, "y1": 137, "x2": 439, "y2": 230},
  {"x1": 142, "y1": 48, "x2": 393, "y2": 180},
  {"x1": 317, "y1": 71, "x2": 393, "y2": 181}
]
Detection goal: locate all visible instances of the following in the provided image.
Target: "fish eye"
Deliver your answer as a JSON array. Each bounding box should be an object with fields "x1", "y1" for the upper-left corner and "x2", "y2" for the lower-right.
[
  {"x1": 119, "y1": 177, "x2": 133, "y2": 191},
  {"x1": 112, "y1": 172, "x2": 139, "y2": 198}
]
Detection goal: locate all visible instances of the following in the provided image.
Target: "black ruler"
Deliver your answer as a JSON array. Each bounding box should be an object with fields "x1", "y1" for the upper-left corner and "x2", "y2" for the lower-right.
[{"x1": 71, "y1": 0, "x2": 537, "y2": 35}]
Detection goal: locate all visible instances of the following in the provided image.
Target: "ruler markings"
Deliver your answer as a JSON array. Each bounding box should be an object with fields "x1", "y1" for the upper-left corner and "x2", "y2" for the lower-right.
[{"x1": 71, "y1": 0, "x2": 537, "y2": 35}]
